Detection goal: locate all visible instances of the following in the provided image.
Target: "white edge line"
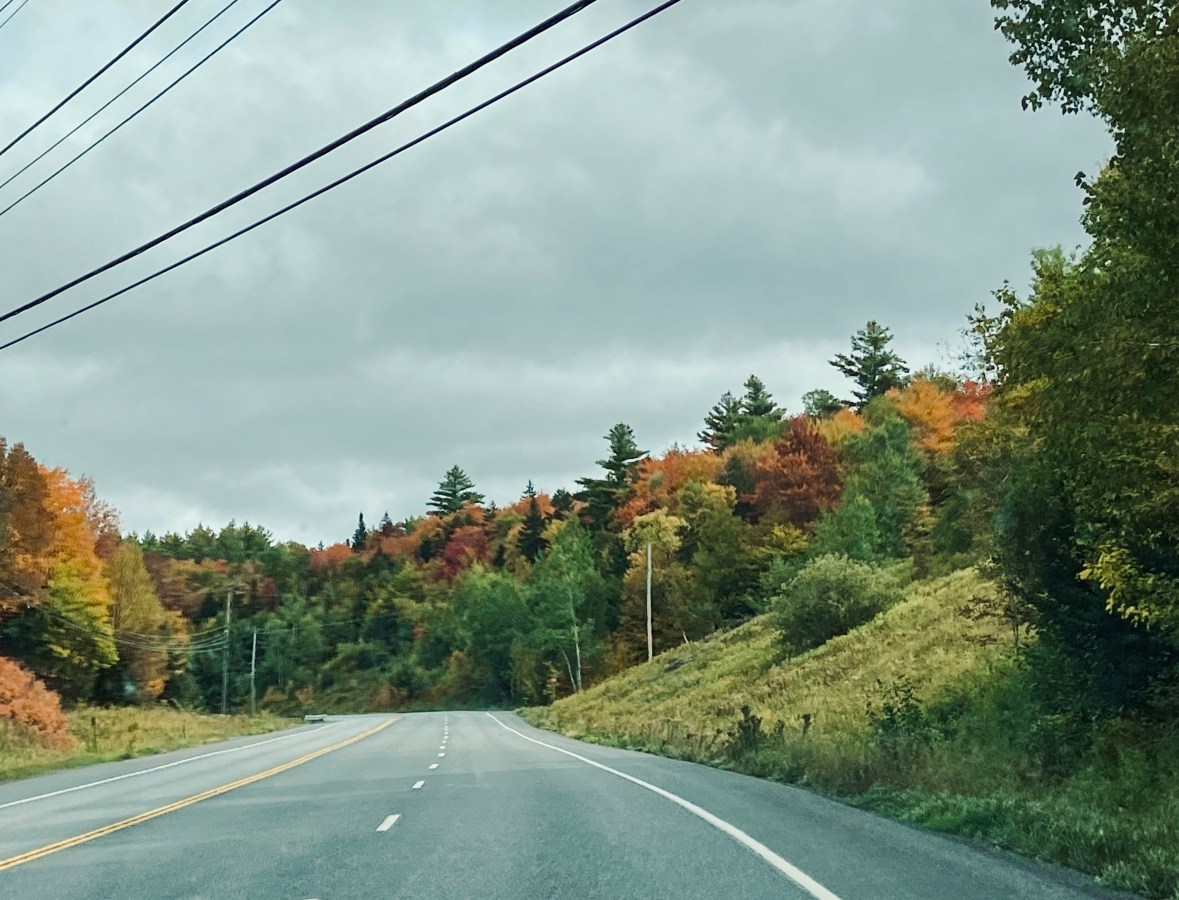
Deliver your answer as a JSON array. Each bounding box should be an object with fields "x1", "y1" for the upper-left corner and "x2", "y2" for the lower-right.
[
  {"x1": 412, "y1": 780, "x2": 425, "y2": 790},
  {"x1": 486, "y1": 713, "x2": 841, "y2": 900},
  {"x1": 376, "y1": 813, "x2": 401, "y2": 832},
  {"x1": 0, "y1": 722, "x2": 334, "y2": 811}
]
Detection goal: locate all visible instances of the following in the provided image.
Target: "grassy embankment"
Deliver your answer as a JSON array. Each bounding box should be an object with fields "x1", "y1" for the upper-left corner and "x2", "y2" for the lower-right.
[
  {"x1": 523, "y1": 569, "x2": 1179, "y2": 899},
  {"x1": 0, "y1": 706, "x2": 294, "y2": 783}
]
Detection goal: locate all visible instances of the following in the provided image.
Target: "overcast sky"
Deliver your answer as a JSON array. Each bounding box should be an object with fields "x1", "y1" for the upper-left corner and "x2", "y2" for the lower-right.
[{"x1": 0, "y1": 0, "x2": 1110, "y2": 546}]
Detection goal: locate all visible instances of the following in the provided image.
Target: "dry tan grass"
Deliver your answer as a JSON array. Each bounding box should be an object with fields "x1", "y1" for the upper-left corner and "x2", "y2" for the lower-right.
[
  {"x1": 0, "y1": 706, "x2": 294, "y2": 783},
  {"x1": 534, "y1": 569, "x2": 1012, "y2": 750}
]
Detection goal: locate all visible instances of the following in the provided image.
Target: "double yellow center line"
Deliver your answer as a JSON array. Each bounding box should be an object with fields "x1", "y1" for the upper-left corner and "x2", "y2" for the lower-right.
[{"x1": 0, "y1": 717, "x2": 395, "y2": 873}]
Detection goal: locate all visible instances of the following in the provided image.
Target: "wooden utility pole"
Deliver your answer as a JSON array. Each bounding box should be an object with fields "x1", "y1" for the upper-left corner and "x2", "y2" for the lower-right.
[
  {"x1": 249, "y1": 628, "x2": 257, "y2": 717},
  {"x1": 221, "y1": 587, "x2": 232, "y2": 714},
  {"x1": 646, "y1": 543, "x2": 653, "y2": 661}
]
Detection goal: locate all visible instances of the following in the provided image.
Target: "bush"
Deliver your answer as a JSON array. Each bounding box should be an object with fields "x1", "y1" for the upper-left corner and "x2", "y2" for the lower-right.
[
  {"x1": 867, "y1": 675, "x2": 937, "y2": 761},
  {"x1": 0, "y1": 656, "x2": 74, "y2": 750},
  {"x1": 773, "y1": 554, "x2": 904, "y2": 654}
]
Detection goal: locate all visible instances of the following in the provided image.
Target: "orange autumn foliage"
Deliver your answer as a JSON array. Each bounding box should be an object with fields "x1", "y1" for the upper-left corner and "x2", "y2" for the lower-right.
[
  {"x1": 888, "y1": 378, "x2": 993, "y2": 456},
  {"x1": 888, "y1": 379, "x2": 959, "y2": 455},
  {"x1": 377, "y1": 533, "x2": 419, "y2": 562},
  {"x1": 616, "y1": 449, "x2": 725, "y2": 529},
  {"x1": 39, "y1": 467, "x2": 107, "y2": 585},
  {"x1": 0, "y1": 656, "x2": 73, "y2": 750},
  {"x1": 0, "y1": 441, "x2": 53, "y2": 617},
  {"x1": 308, "y1": 542, "x2": 354, "y2": 573},
  {"x1": 378, "y1": 516, "x2": 449, "y2": 563},
  {"x1": 504, "y1": 492, "x2": 555, "y2": 519},
  {"x1": 953, "y1": 380, "x2": 991, "y2": 423}
]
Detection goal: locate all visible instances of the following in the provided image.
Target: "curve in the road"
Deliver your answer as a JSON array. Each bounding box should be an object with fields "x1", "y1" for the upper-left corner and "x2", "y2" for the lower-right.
[{"x1": 488, "y1": 713, "x2": 841, "y2": 900}]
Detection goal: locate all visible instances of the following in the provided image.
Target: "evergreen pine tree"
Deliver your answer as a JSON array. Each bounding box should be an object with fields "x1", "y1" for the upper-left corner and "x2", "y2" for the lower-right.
[
  {"x1": 698, "y1": 390, "x2": 741, "y2": 454},
  {"x1": 428, "y1": 465, "x2": 484, "y2": 516},
  {"x1": 830, "y1": 320, "x2": 910, "y2": 408},
  {"x1": 575, "y1": 424, "x2": 646, "y2": 531},
  {"x1": 739, "y1": 375, "x2": 781, "y2": 420}
]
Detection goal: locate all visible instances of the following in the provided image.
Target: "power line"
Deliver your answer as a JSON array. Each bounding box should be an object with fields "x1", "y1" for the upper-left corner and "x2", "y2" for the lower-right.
[
  {"x1": 0, "y1": 0, "x2": 602, "y2": 327},
  {"x1": 0, "y1": 0, "x2": 685, "y2": 352},
  {"x1": 28, "y1": 603, "x2": 228, "y2": 652},
  {"x1": 0, "y1": 0, "x2": 247, "y2": 198},
  {"x1": 0, "y1": 0, "x2": 29, "y2": 34},
  {"x1": 0, "y1": 0, "x2": 282, "y2": 221},
  {"x1": 0, "y1": 1, "x2": 18, "y2": 17},
  {"x1": 0, "y1": 0, "x2": 192, "y2": 159}
]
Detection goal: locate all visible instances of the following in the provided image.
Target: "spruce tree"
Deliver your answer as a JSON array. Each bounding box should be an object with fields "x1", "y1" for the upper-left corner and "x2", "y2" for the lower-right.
[
  {"x1": 830, "y1": 320, "x2": 909, "y2": 408},
  {"x1": 377, "y1": 511, "x2": 395, "y2": 537},
  {"x1": 351, "y1": 513, "x2": 368, "y2": 551},
  {"x1": 551, "y1": 488, "x2": 575, "y2": 519},
  {"x1": 520, "y1": 480, "x2": 548, "y2": 563},
  {"x1": 698, "y1": 390, "x2": 741, "y2": 454},
  {"x1": 428, "y1": 465, "x2": 484, "y2": 516}
]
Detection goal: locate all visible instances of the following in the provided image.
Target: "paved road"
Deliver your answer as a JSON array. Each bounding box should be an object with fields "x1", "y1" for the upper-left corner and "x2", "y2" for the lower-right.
[{"x1": 0, "y1": 712, "x2": 1123, "y2": 899}]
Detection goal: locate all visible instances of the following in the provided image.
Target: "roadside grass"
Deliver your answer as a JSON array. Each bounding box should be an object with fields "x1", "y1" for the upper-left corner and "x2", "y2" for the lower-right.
[
  {"x1": 0, "y1": 706, "x2": 295, "y2": 783},
  {"x1": 523, "y1": 568, "x2": 1179, "y2": 899}
]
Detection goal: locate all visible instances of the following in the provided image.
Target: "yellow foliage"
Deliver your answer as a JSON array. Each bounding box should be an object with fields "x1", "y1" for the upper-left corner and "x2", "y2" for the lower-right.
[{"x1": 813, "y1": 408, "x2": 864, "y2": 447}]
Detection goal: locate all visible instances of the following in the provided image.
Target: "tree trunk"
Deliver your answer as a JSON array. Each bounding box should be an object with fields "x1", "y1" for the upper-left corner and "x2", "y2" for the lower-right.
[{"x1": 569, "y1": 597, "x2": 583, "y2": 693}]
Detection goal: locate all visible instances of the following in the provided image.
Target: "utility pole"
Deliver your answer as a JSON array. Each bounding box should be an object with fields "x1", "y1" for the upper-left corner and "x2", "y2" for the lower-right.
[
  {"x1": 249, "y1": 628, "x2": 257, "y2": 717},
  {"x1": 221, "y1": 587, "x2": 233, "y2": 715},
  {"x1": 646, "y1": 542, "x2": 653, "y2": 662}
]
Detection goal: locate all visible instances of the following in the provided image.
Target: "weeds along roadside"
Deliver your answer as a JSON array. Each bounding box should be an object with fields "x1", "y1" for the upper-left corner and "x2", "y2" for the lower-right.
[{"x1": 522, "y1": 569, "x2": 1179, "y2": 899}]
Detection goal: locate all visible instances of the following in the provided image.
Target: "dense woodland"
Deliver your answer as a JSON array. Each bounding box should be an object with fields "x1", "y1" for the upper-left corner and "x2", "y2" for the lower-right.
[
  {"x1": 2, "y1": 0, "x2": 1177, "y2": 764},
  {"x1": 0, "y1": 335, "x2": 996, "y2": 719}
]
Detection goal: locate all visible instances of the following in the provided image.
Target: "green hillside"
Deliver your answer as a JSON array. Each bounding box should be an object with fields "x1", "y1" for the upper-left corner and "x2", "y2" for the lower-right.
[
  {"x1": 525, "y1": 569, "x2": 1179, "y2": 899},
  {"x1": 531, "y1": 569, "x2": 1007, "y2": 762}
]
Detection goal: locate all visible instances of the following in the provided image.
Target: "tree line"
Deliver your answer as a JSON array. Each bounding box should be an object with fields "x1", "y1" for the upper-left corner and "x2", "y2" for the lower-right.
[
  {"x1": 3, "y1": 319, "x2": 993, "y2": 717},
  {"x1": 3, "y1": 0, "x2": 1176, "y2": 750}
]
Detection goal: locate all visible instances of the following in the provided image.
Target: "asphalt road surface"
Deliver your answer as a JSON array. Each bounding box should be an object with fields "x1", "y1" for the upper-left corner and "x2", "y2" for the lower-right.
[{"x1": 0, "y1": 712, "x2": 1125, "y2": 899}]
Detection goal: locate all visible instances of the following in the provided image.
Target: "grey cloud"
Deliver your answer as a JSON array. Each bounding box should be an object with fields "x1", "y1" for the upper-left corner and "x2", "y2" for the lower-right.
[{"x1": 0, "y1": 0, "x2": 1110, "y2": 543}]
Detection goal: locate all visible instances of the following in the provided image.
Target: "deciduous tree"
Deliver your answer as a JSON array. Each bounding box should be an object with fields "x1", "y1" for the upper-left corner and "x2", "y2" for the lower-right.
[{"x1": 103, "y1": 542, "x2": 172, "y2": 701}]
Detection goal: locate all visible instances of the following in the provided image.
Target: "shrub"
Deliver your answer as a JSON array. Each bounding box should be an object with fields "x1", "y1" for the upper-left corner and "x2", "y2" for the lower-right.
[
  {"x1": 773, "y1": 554, "x2": 904, "y2": 654},
  {"x1": 0, "y1": 656, "x2": 74, "y2": 750},
  {"x1": 867, "y1": 675, "x2": 937, "y2": 761}
]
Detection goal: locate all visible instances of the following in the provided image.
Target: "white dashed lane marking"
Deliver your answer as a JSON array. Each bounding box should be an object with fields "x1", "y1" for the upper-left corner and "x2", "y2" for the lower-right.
[{"x1": 376, "y1": 814, "x2": 400, "y2": 832}]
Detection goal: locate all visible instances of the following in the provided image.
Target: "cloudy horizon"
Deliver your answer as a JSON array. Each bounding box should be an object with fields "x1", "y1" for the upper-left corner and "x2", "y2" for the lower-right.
[{"x1": 0, "y1": 0, "x2": 1110, "y2": 546}]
